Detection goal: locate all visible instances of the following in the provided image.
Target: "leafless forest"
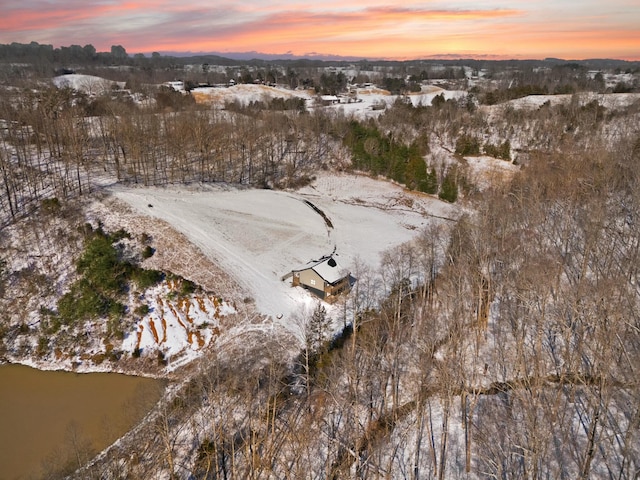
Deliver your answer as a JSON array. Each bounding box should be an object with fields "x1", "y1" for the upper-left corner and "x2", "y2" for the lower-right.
[{"x1": 1, "y1": 47, "x2": 640, "y2": 478}]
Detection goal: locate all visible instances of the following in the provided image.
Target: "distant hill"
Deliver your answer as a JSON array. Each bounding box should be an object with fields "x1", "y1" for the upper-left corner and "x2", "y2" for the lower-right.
[
  {"x1": 157, "y1": 50, "x2": 370, "y2": 62},
  {"x1": 1, "y1": 41, "x2": 638, "y2": 71},
  {"x1": 154, "y1": 51, "x2": 640, "y2": 70}
]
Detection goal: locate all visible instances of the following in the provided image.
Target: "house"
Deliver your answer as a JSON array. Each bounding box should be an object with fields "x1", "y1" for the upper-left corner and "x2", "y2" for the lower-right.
[
  {"x1": 318, "y1": 95, "x2": 340, "y2": 106},
  {"x1": 290, "y1": 254, "x2": 352, "y2": 302}
]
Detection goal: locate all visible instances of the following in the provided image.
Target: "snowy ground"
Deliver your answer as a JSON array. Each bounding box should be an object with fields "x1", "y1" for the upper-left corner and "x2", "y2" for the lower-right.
[
  {"x1": 110, "y1": 174, "x2": 459, "y2": 327},
  {"x1": 121, "y1": 281, "x2": 236, "y2": 370},
  {"x1": 52, "y1": 73, "x2": 468, "y2": 119},
  {"x1": 52, "y1": 74, "x2": 125, "y2": 95},
  {"x1": 191, "y1": 83, "x2": 312, "y2": 105},
  {"x1": 190, "y1": 83, "x2": 466, "y2": 118},
  {"x1": 53, "y1": 74, "x2": 638, "y2": 120},
  {"x1": 500, "y1": 91, "x2": 640, "y2": 110}
]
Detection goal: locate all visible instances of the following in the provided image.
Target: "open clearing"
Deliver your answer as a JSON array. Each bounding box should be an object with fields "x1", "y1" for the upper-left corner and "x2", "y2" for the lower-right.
[{"x1": 111, "y1": 173, "x2": 459, "y2": 324}]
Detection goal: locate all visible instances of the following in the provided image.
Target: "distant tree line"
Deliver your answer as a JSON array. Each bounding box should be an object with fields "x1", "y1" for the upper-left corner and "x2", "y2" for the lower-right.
[{"x1": 0, "y1": 41, "x2": 134, "y2": 67}]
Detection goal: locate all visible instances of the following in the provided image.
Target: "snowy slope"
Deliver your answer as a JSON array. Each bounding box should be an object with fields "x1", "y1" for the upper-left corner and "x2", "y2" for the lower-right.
[
  {"x1": 191, "y1": 83, "x2": 311, "y2": 105},
  {"x1": 110, "y1": 174, "x2": 459, "y2": 324},
  {"x1": 502, "y1": 91, "x2": 640, "y2": 110},
  {"x1": 52, "y1": 74, "x2": 125, "y2": 95},
  {"x1": 121, "y1": 281, "x2": 236, "y2": 370},
  {"x1": 189, "y1": 83, "x2": 467, "y2": 118}
]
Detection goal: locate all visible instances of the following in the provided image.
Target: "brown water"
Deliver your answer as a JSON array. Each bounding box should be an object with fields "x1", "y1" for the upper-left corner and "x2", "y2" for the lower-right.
[{"x1": 0, "y1": 364, "x2": 165, "y2": 480}]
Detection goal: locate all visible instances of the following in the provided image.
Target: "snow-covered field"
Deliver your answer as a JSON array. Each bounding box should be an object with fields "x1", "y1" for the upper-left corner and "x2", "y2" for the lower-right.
[
  {"x1": 53, "y1": 74, "x2": 125, "y2": 95},
  {"x1": 190, "y1": 82, "x2": 466, "y2": 117},
  {"x1": 191, "y1": 83, "x2": 311, "y2": 105},
  {"x1": 53, "y1": 73, "x2": 639, "y2": 120},
  {"x1": 52, "y1": 73, "x2": 468, "y2": 119},
  {"x1": 111, "y1": 174, "x2": 459, "y2": 325},
  {"x1": 189, "y1": 82, "x2": 639, "y2": 116},
  {"x1": 501, "y1": 91, "x2": 640, "y2": 110}
]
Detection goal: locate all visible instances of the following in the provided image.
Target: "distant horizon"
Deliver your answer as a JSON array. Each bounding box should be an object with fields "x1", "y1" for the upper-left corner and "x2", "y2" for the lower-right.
[
  {"x1": 2, "y1": 1, "x2": 639, "y2": 62},
  {"x1": 152, "y1": 49, "x2": 638, "y2": 63},
  {"x1": 6, "y1": 41, "x2": 638, "y2": 65}
]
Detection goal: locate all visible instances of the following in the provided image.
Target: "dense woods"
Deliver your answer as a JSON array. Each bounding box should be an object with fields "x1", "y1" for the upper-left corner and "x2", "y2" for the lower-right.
[{"x1": 1, "y1": 46, "x2": 640, "y2": 478}]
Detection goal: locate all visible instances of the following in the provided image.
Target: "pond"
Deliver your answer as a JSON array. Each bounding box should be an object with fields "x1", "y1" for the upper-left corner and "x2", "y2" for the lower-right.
[{"x1": 0, "y1": 364, "x2": 165, "y2": 480}]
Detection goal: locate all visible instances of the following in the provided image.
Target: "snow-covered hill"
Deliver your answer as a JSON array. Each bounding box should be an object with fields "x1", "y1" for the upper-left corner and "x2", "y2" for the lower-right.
[
  {"x1": 52, "y1": 74, "x2": 125, "y2": 95},
  {"x1": 189, "y1": 83, "x2": 467, "y2": 118},
  {"x1": 497, "y1": 91, "x2": 640, "y2": 110}
]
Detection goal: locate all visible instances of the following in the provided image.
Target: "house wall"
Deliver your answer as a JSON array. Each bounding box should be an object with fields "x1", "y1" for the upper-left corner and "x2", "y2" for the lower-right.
[{"x1": 298, "y1": 269, "x2": 326, "y2": 293}]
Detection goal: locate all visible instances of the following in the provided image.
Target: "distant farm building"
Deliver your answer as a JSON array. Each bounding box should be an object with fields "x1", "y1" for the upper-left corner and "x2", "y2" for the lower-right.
[
  {"x1": 318, "y1": 95, "x2": 340, "y2": 106},
  {"x1": 290, "y1": 254, "x2": 353, "y2": 302}
]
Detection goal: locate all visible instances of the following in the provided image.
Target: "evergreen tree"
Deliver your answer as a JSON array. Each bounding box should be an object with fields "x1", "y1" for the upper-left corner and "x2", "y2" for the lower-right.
[
  {"x1": 439, "y1": 170, "x2": 458, "y2": 203},
  {"x1": 405, "y1": 155, "x2": 428, "y2": 192},
  {"x1": 455, "y1": 134, "x2": 481, "y2": 156},
  {"x1": 424, "y1": 167, "x2": 438, "y2": 194},
  {"x1": 306, "y1": 303, "x2": 331, "y2": 354},
  {"x1": 499, "y1": 140, "x2": 511, "y2": 161}
]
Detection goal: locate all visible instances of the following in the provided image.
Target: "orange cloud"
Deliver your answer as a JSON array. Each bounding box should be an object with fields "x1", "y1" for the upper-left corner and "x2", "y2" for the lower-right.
[
  {"x1": 102, "y1": 5, "x2": 525, "y2": 57},
  {"x1": 169, "y1": 7, "x2": 523, "y2": 49}
]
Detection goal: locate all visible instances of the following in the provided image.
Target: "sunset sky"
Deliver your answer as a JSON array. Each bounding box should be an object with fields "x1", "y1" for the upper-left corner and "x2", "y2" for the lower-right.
[{"x1": 1, "y1": 0, "x2": 639, "y2": 60}]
